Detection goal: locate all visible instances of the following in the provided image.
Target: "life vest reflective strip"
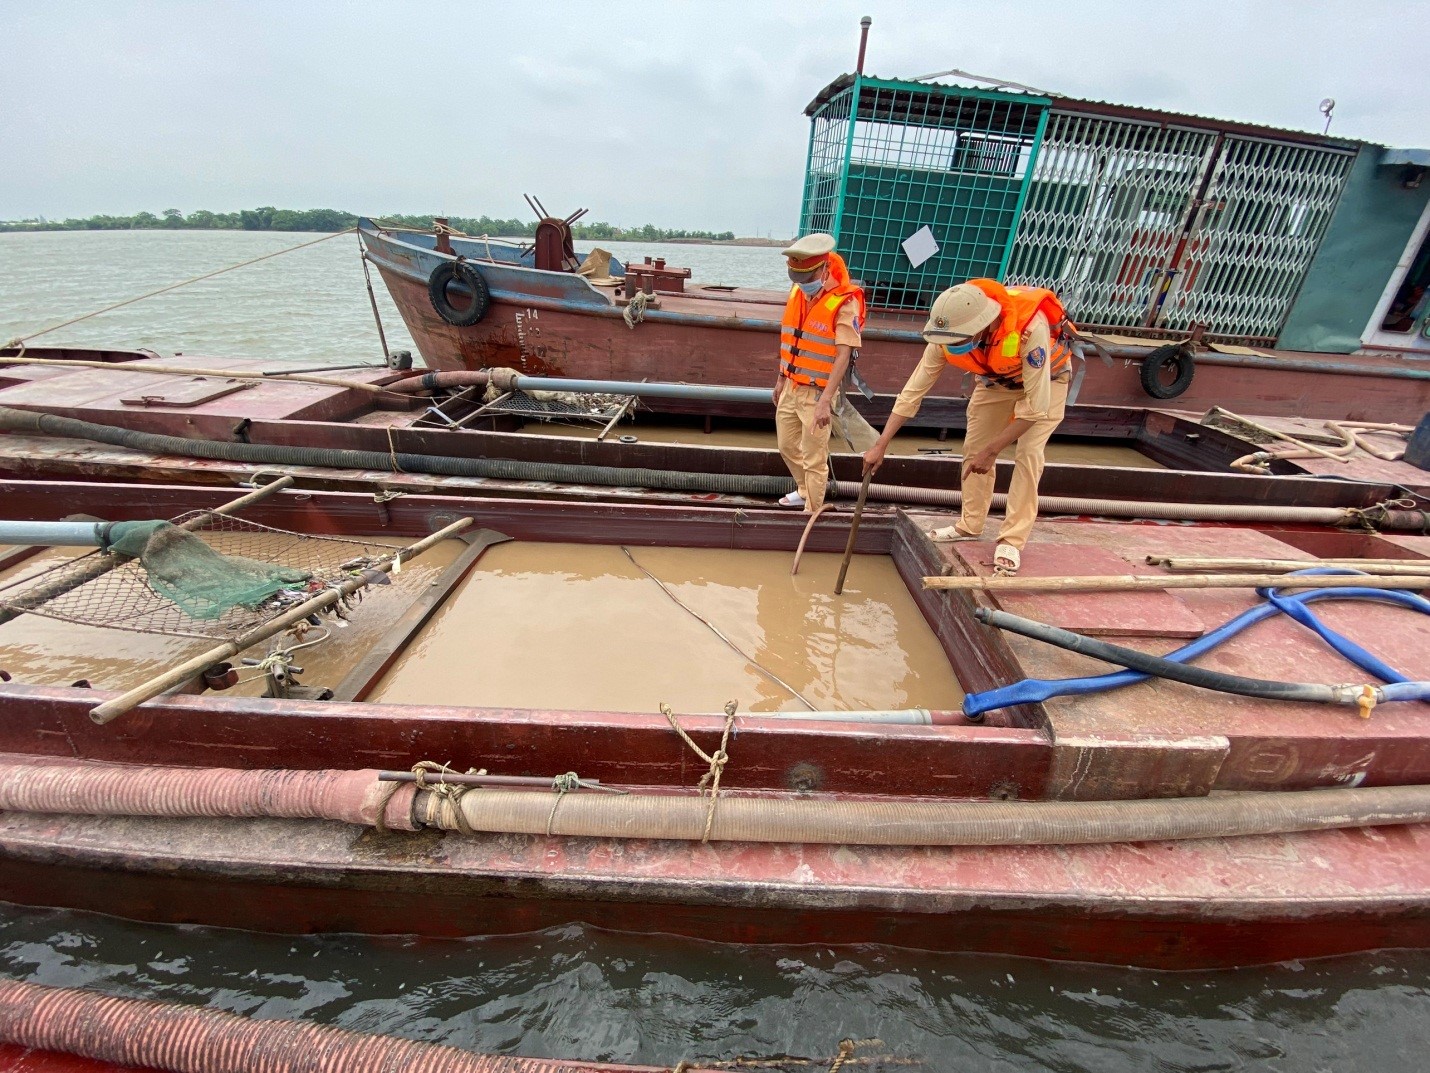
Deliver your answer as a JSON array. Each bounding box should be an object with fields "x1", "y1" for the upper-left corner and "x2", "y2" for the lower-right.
[
  {"x1": 779, "y1": 286, "x2": 857, "y2": 389},
  {"x1": 940, "y1": 278, "x2": 1075, "y2": 387}
]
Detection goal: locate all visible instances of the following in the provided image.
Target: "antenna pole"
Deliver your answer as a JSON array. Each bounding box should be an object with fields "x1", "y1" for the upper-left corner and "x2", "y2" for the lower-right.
[{"x1": 855, "y1": 16, "x2": 872, "y2": 75}]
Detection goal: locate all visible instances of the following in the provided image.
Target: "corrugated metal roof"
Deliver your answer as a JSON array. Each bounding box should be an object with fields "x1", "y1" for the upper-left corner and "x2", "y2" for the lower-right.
[{"x1": 804, "y1": 73, "x2": 1372, "y2": 151}]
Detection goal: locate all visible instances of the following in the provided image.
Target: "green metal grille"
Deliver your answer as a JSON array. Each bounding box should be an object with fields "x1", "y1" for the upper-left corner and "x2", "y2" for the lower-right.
[{"x1": 799, "y1": 77, "x2": 1050, "y2": 311}]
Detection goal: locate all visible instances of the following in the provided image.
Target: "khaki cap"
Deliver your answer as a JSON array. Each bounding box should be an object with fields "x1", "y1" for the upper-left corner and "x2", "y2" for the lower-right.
[
  {"x1": 782, "y1": 232, "x2": 837, "y2": 270},
  {"x1": 922, "y1": 284, "x2": 1001, "y2": 342}
]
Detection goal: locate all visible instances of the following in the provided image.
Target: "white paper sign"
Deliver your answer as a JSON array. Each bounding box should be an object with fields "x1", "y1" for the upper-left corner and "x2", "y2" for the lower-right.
[{"x1": 901, "y1": 226, "x2": 939, "y2": 268}]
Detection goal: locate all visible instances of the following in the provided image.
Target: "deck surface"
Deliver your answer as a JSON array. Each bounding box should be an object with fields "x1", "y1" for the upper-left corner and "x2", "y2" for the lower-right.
[{"x1": 913, "y1": 514, "x2": 1430, "y2": 788}]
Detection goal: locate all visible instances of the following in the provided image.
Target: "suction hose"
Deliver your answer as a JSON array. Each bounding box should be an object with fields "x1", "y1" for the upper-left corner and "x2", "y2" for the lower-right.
[
  {"x1": 971, "y1": 606, "x2": 1430, "y2": 710},
  {"x1": 0, "y1": 978, "x2": 631, "y2": 1073},
  {"x1": 0, "y1": 406, "x2": 794, "y2": 498},
  {"x1": 832, "y1": 481, "x2": 1430, "y2": 529},
  {"x1": 965, "y1": 571, "x2": 1430, "y2": 716},
  {"x1": 4, "y1": 757, "x2": 1430, "y2": 846},
  {"x1": 1, "y1": 406, "x2": 1424, "y2": 527}
]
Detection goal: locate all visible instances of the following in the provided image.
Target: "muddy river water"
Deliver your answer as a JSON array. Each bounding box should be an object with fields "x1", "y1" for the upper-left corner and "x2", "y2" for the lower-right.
[
  {"x1": 0, "y1": 539, "x2": 961, "y2": 714},
  {"x1": 370, "y1": 542, "x2": 963, "y2": 712}
]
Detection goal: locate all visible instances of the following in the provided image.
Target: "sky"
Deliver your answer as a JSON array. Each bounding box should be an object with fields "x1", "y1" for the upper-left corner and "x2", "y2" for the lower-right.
[{"x1": 3, "y1": 0, "x2": 1427, "y2": 235}]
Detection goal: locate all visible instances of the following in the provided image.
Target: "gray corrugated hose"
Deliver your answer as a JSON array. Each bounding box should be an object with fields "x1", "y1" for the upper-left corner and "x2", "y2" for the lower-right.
[
  {"x1": 418, "y1": 783, "x2": 1430, "y2": 846},
  {"x1": 0, "y1": 406, "x2": 794, "y2": 498}
]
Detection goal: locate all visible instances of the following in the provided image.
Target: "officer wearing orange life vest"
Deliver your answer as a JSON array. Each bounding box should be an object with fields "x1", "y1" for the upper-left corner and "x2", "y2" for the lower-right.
[
  {"x1": 773, "y1": 233, "x2": 865, "y2": 513},
  {"x1": 863, "y1": 278, "x2": 1074, "y2": 575}
]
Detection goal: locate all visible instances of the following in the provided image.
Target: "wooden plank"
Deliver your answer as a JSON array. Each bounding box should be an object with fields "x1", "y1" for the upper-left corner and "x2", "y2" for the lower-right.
[
  {"x1": 954, "y1": 542, "x2": 1207, "y2": 638},
  {"x1": 329, "y1": 528, "x2": 512, "y2": 702}
]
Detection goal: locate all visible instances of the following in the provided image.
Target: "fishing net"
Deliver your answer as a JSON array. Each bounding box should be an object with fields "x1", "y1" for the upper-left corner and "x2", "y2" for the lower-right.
[
  {"x1": 104, "y1": 520, "x2": 311, "y2": 620},
  {"x1": 477, "y1": 387, "x2": 633, "y2": 424},
  {"x1": 0, "y1": 511, "x2": 407, "y2": 640}
]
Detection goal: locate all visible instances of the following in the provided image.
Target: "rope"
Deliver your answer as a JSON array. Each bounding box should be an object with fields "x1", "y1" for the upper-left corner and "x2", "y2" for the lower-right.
[
  {"x1": 1347, "y1": 497, "x2": 1417, "y2": 532},
  {"x1": 545, "y1": 770, "x2": 583, "y2": 836},
  {"x1": 385, "y1": 426, "x2": 406, "y2": 473},
  {"x1": 411, "y1": 760, "x2": 476, "y2": 835},
  {"x1": 622, "y1": 546, "x2": 817, "y2": 710},
  {"x1": 661, "y1": 700, "x2": 738, "y2": 842},
  {"x1": 2, "y1": 229, "x2": 357, "y2": 350},
  {"x1": 623, "y1": 290, "x2": 654, "y2": 329}
]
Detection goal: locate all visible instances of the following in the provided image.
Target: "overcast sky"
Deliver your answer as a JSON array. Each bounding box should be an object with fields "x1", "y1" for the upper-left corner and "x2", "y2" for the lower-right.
[{"x1": 3, "y1": 0, "x2": 1426, "y2": 234}]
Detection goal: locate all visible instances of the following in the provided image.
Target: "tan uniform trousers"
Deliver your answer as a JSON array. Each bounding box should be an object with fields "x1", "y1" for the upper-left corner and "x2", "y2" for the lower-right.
[
  {"x1": 958, "y1": 376, "x2": 1070, "y2": 550},
  {"x1": 775, "y1": 380, "x2": 831, "y2": 513}
]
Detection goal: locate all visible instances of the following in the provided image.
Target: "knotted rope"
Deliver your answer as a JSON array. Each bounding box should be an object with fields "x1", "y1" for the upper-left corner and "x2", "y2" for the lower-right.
[
  {"x1": 661, "y1": 700, "x2": 738, "y2": 842},
  {"x1": 623, "y1": 289, "x2": 654, "y2": 329},
  {"x1": 546, "y1": 770, "x2": 582, "y2": 835}
]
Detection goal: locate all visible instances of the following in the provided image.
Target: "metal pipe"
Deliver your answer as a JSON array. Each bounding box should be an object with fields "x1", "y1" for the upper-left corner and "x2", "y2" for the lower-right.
[
  {"x1": 0, "y1": 521, "x2": 109, "y2": 547},
  {"x1": 387, "y1": 369, "x2": 771, "y2": 405},
  {"x1": 855, "y1": 15, "x2": 872, "y2": 74},
  {"x1": 753, "y1": 708, "x2": 936, "y2": 724},
  {"x1": 0, "y1": 476, "x2": 295, "y2": 627}
]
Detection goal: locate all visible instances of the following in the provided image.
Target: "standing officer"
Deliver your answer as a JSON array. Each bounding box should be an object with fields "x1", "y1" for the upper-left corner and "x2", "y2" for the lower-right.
[
  {"x1": 861, "y1": 278, "x2": 1074, "y2": 575},
  {"x1": 773, "y1": 233, "x2": 865, "y2": 512}
]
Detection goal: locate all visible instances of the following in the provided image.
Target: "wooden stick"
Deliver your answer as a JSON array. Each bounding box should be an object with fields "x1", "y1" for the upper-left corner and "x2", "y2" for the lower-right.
[
  {"x1": 1148, "y1": 557, "x2": 1430, "y2": 576},
  {"x1": 923, "y1": 572, "x2": 1430, "y2": 593},
  {"x1": 596, "y1": 395, "x2": 639, "y2": 441},
  {"x1": 1206, "y1": 406, "x2": 1349, "y2": 463},
  {"x1": 0, "y1": 476, "x2": 295, "y2": 626},
  {"x1": 834, "y1": 472, "x2": 872, "y2": 596},
  {"x1": 0, "y1": 355, "x2": 396, "y2": 397},
  {"x1": 88, "y1": 517, "x2": 472, "y2": 724}
]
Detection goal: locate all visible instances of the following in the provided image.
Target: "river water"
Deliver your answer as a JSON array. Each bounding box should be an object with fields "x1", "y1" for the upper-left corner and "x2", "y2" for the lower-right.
[{"x1": 0, "y1": 231, "x2": 1427, "y2": 1071}]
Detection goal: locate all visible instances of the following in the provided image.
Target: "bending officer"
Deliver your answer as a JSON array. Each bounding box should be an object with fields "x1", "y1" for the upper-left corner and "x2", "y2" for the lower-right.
[{"x1": 862, "y1": 279, "x2": 1074, "y2": 575}]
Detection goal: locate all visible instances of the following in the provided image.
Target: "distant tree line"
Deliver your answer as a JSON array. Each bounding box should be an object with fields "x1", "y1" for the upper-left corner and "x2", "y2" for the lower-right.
[{"x1": 0, "y1": 207, "x2": 737, "y2": 241}]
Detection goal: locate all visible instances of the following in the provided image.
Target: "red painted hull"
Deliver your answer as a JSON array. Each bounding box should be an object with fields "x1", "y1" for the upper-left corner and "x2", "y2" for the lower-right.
[{"x1": 0, "y1": 480, "x2": 1426, "y2": 969}]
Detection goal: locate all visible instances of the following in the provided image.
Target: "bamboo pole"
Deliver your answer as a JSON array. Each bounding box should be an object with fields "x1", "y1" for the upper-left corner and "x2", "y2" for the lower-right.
[
  {"x1": 88, "y1": 517, "x2": 472, "y2": 724},
  {"x1": 0, "y1": 476, "x2": 296, "y2": 627},
  {"x1": 834, "y1": 472, "x2": 872, "y2": 596},
  {"x1": 0, "y1": 355, "x2": 396, "y2": 397},
  {"x1": 922, "y1": 572, "x2": 1430, "y2": 593},
  {"x1": 1206, "y1": 406, "x2": 1349, "y2": 463},
  {"x1": 1147, "y1": 557, "x2": 1430, "y2": 576}
]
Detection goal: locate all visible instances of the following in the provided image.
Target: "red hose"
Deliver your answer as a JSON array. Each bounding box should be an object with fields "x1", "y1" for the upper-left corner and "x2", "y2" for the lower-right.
[
  {"x1": 385, "y1": 371, "x2": 493, "y2": 394},
  {"x1": 0, "y1": 760, "x2": 417, "y2": 831},
  {"x1": 0, "y1": 979, "x2": 674, "y2": 1072}
]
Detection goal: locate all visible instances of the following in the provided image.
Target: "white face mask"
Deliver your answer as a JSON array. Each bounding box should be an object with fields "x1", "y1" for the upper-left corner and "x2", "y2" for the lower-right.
[{"x1": 797, "y1": 279, "x2": 825, "y2": 299}]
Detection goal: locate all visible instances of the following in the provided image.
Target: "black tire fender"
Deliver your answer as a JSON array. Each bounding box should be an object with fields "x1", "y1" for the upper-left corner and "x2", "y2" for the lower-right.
[
  {"x1": 1139, "y1": 343, "x2": 1196, "y2": 399},
  {"x1": 427, "y1": 260, "x2": 490, "y2": 326}
]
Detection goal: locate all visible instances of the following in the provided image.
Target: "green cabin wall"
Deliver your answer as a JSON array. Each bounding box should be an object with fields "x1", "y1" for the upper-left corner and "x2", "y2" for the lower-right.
[{"x1": 1277, "y1": 147, "x2": 1430, "y2": 353}]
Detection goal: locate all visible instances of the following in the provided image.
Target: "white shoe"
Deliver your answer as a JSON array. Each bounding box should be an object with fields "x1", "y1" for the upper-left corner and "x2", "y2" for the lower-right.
[{"x1": 778, "y1": 491, "x2": 806, "y2": 508}]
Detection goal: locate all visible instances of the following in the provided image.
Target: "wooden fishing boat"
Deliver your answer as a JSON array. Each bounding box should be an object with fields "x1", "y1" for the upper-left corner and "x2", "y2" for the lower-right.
[
  {"x1": 0, "y1": 477, "x2": 1426, "y2": 970},
  {"x1": 358, "y1": 221, "x2": 1430, "y2": 426}
]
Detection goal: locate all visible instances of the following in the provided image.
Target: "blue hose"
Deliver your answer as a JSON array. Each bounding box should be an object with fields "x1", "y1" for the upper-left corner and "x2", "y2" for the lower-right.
[{"x1": 964, "y1": 568, "x2": 1430, "y2": 717}]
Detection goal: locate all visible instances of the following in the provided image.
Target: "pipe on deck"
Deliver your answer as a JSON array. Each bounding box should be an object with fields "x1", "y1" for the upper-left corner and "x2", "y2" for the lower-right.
[
  {"x1": 0, "y1": 406, "x2": 1423, "y2": 529},
  {"x1": 0, "y1": 521, "x2": 109, "y2": 547},
  {"x1": 4, "y1": 757, "x2": 1430, "y2": 847},
  {"x1": 386, "y1": 368, "x2": 772, "y2": 405}
]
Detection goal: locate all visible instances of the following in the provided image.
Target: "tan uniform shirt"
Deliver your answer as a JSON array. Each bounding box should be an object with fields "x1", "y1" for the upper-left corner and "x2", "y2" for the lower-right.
[
  {"x1": 833, "y1": 299, "x2": 862, "y2": 349},
  {"x1": 891, "y1": 312, "x2": 1057, "y2": 422}
]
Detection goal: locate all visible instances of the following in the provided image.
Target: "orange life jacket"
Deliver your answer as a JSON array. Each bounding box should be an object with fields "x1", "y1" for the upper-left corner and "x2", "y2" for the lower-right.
[
  {"x1": 941, "y1": 278, "x2": 1074, "y2": 389},
  {"x1": 779, "y1": 253, "x2": 866, "y2": 389}
]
